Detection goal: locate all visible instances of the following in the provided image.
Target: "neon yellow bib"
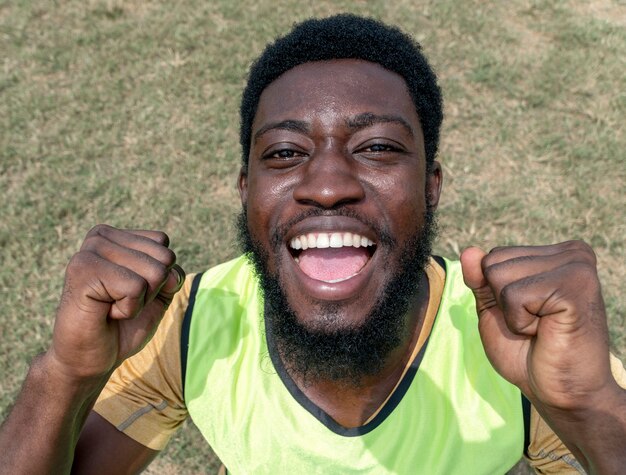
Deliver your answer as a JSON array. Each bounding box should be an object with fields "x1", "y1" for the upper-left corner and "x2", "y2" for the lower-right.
[{"x1": 183, "y1": 256, "x2": 523, "y2": 474}]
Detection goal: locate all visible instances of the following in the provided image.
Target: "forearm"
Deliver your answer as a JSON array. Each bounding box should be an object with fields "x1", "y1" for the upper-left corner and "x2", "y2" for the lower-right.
[
  {"x1": 532, "y1": 382, "x2": 626, "y2": 474},
  {"x1": 0, "y1": 353, "x2": 109, "y2": 475}
]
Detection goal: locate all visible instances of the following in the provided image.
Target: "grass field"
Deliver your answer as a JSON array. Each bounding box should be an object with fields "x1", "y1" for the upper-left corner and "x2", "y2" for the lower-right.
[{"x1": 1, "y1": 1, "x2": 625, "y2": 473}]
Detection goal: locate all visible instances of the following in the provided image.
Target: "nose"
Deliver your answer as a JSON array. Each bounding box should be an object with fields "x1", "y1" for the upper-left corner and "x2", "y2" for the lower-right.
[{"x1": 292, "y1": 143, "x2": 365, "y2": 209}]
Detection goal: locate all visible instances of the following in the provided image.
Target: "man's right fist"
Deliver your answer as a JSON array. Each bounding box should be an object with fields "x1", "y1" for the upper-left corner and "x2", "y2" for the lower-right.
[{"x1": 46, "y1": 225, "x2": 185, "y2": 382}]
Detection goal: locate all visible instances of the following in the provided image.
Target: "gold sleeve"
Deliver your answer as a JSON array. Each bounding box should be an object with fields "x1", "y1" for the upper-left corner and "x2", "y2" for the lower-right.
[
  {"x1": 526, "y1": 353, "x2": 626, "y2": 474},
  {"x1": 93, "y1": 275, "x2": 195, "y2": 450}
]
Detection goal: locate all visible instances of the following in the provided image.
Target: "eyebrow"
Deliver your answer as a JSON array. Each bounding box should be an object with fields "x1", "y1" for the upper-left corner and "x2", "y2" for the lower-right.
[
  {"x1": 346, "y1": 112, "x2": 415, "y2": 137},
  {"x1": 253, "y1": 120, "x2": 310, "y2": 143},
  {"x1": 252, "y1": 113, "x2": 415, "y2": 143}
]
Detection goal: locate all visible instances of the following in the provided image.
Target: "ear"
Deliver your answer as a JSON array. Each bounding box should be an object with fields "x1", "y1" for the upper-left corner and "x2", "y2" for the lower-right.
[
  {"x1": 425, "y1": 161, "x2": 443, "y2": 210},
  {"x1": 238, "y1": 166, "x2": 248, "y2": 206}
]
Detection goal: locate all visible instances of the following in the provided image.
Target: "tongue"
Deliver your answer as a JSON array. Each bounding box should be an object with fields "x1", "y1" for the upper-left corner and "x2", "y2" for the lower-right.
[{"x1": 298, "y1": 247, "x2": 369, "y2": 282}]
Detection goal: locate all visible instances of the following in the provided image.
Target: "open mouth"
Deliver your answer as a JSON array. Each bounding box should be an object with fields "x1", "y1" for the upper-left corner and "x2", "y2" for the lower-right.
[{"x1": 288, "y1": 232, "x2": 376, "y2": 283}]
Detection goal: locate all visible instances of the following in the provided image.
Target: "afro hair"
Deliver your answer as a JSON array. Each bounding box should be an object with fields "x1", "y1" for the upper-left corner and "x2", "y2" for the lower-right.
[{"x1": 239, "y1": 14, "x2": 443, "y2": 172}]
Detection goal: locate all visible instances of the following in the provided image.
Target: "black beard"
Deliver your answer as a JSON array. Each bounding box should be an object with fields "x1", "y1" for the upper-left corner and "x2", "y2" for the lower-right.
[{"x1": 237, "y1": 207, "x2": 437, "y2": 386}]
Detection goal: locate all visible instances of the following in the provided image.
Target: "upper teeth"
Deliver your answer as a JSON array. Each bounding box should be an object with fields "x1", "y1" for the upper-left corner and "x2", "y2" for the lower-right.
[{"x1": 290, "y1": 232, "x2": 375, "y2": 250}]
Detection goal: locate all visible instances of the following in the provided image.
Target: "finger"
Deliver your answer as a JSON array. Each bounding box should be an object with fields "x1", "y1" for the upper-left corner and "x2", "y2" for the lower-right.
[
  {"x1": 64, "y1": 251, "x2": 148, "y2": 321},
  {"x1": 497, "y1": 262, "x2": 603, "y2": 336},
  {"x1": 125, "y1": 229, "x2": 170, "y2": 247},
  {"x1": 81, "y1": 236, "x2": 175, "y2": 303},
  {"x1": 83, "y1": 225, "x2": 173, "y2": 261},
  {"x1": 483, "y1": 240, "x2": 596, "y2": 268},
  {"x1": 155, "y1": 264, "x2": 186, "y2": 307},
  {"x1": 481, "y1": 248, "x2": 596, "y2": 299}
]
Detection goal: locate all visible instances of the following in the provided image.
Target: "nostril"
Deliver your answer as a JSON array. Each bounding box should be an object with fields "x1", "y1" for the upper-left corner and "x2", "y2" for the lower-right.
[
  {"x1": 293, "y1": 176, "x2": 365, "y2": 209},
  {"x1": 291, "y1": 149, "x2": 365, "y2": 208}
]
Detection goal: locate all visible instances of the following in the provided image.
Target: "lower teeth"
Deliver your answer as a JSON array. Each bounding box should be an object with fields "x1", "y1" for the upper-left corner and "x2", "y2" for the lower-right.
[{"x1": 323, "y1": 273, "x2": 359, "y2": 283}]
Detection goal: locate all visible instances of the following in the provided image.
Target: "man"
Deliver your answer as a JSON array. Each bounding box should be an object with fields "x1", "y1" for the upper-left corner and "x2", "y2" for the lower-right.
[{"x1": 1, "y1": 14, "x2": 625, "y2": 474}]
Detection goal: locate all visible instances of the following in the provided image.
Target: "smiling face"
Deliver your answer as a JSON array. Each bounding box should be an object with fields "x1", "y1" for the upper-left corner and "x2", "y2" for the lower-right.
[{"x1": 238, "y1": 59, "x2": 442, "y2": 380}]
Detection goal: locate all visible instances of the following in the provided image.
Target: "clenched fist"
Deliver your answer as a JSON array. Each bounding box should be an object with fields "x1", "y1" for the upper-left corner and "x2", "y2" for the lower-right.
[
  {"x1": 47, "y1": 225, "x2": 185, "y2": 382},
  {"x1": 460, "y1": 240, "x2": 615, "y2": 411}
]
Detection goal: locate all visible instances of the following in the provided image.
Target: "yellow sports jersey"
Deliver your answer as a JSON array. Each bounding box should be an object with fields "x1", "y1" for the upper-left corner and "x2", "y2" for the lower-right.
[{"x1": 94, "y1": 256, "x2": 626, "y2": 473}]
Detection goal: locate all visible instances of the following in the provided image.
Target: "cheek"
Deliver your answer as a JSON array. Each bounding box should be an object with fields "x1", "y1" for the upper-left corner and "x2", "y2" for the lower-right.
[
  {"x1": 367, "y1": 169, "x2": 426, "y2": 213},
  {"x1": 247, "y1": 172, "x2": 300, "y2": 228}
]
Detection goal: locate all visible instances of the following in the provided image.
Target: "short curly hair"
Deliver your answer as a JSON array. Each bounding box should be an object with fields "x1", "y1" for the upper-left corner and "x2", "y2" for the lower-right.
[{"x1": 239, "y1": 14, "x2": 443, "y2": 172}]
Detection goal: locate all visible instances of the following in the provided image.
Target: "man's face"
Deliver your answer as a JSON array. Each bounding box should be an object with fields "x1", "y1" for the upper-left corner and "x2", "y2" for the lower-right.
[{"x1": 238, "y1": 60, "x2": 442, "y2": 380}]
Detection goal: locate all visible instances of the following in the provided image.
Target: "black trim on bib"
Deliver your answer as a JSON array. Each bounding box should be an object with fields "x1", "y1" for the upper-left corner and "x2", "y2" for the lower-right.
[
  {"x1": 432, "y1": 254, "x2": 445, "y2": 270},
  {"x1": 180, "y1": 272, "x2": 204, "y2": 399},
  {"x1": 522, "y1": 394, "x2": 531, "y2": 456},
  {"x1": 265, "y1": 257, "x2": 446, "y2": 437}
]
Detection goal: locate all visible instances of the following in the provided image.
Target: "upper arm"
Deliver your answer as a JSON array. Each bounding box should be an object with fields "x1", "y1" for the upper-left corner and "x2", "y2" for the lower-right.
[{"x1": 72, "y1": 411, "x2": 159, "y2": 475}]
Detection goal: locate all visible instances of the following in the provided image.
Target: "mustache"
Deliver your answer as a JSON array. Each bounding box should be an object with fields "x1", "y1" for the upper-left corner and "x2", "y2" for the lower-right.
[{"x1": 269, "y1": 207, "x2": 396, "y2": 251}]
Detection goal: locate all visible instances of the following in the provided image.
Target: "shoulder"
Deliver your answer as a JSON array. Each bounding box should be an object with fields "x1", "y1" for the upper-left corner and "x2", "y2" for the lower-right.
[
  {"x1": 194, "y1": 255, "x2": 258, "y2": 293},
  {"x1": 430, "y1": 256, "x2": 476, "y2": 318},
  {"x1": 184, "y1": 256, "x2": 260, "y2": 320}
]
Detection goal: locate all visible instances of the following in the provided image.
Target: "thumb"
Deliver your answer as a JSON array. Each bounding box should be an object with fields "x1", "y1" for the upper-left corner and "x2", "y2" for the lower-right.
[
  {"x1": 460, "y1": 246, "x2": 488, "y2": 290},
  {"x1": 460, "y1": 247, "x2": 496, "y2": 313},
  {"x1": 460, "y1": 247, "x2": 530, "y2": 391}
]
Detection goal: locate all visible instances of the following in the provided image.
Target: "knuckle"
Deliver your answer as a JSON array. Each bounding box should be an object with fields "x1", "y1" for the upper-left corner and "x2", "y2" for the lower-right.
[
  {"x1": 499, "y1": 282, "x2": 515, "y2": 304},
  {"x1": 66, "y1": 251, "x2": 94, "y2": 274},
  {"x1": 565, "y1": 261, "x2": 598, "y2": 282},
  {"x1": 158, "y1": 247, "x2": 176, "y2": 268},
  {"x1": 498, "y1": 285, "x2": 528, "y2": 332},
  {"x1": 562, "y1": 239, "x2": 588, "y2": 250},
  {"x1": 87, "y1": 224, "x2": 111, "y2": 238},
  {"x1": 488, "y1": 245, "x2": 507, "y2": 255},
  {"x1": 483, "y1": 245, "x2": 515, "y2": 268},
  {"x1": 149, "y1": 261, "x2": 169, "y2": 285},
  {"x1": 562, "y1": 239, "x2": 596, "y2": 261},
  {"x1": 578, "y1": 241, "x2": 596, "y2": 264},
  {"x1": 482, "y1": 259, "x2": 504, "y2": 282},
  {"x1": 499, "y1": 280, "x2": 529, "y2": 309},
  {"x1": 80, "y1": 233, "x2": 102, "y2": 251},
  {"x1": 153, "y1": 231, "x2": 170, "y2": 247}
]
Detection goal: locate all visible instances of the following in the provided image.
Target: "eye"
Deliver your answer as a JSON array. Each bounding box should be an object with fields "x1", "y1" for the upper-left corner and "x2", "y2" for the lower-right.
[
  {"x1": 355, "y1": 141, "x2": 405, "y2": 156},
  {"x1": 260, "y1": 145, "x2": 309, "y2": 168},
  {"x1": 265, "y1": 148, "x2": 305, "y2": 159},
  {"x1": 363, "y1": 143, "x2": 399, "y2": 153}
]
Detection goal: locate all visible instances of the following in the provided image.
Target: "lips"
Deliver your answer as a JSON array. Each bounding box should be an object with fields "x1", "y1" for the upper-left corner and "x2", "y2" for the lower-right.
[{"x1": 289, "y1": 231, "x2": 376, "y2": 283}]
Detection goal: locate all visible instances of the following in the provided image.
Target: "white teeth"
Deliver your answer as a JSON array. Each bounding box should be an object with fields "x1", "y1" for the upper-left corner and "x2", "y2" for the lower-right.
[
  {"x1": 289, "y1": 232, "x2": 375, "y2": 250},
  {"x1": 316, "y1": 233, "x2": 329, "y2": 248},
  {"x1": 329, "y1": 233, "x2": 343, "y2": 248},
  {"x1": 324, "y1": 272, "x2": 359, "y2": 283}
]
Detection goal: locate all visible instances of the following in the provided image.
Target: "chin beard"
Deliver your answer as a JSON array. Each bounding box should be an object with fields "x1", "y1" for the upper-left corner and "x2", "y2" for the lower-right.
[{"x1": 237, "y1": 207, "x2": 437, "y2": 386}]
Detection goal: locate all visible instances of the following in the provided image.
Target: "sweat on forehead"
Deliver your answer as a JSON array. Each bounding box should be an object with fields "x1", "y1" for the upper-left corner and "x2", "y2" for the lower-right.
[{"x1": 239, "y1": 14, "x2": 443, "y2": 172}]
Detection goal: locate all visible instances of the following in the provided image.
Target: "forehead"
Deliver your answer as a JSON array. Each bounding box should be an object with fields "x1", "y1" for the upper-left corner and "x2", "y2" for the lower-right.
[{"x1": 252, "y1": 59, "x2": 421, "y2": 133}]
